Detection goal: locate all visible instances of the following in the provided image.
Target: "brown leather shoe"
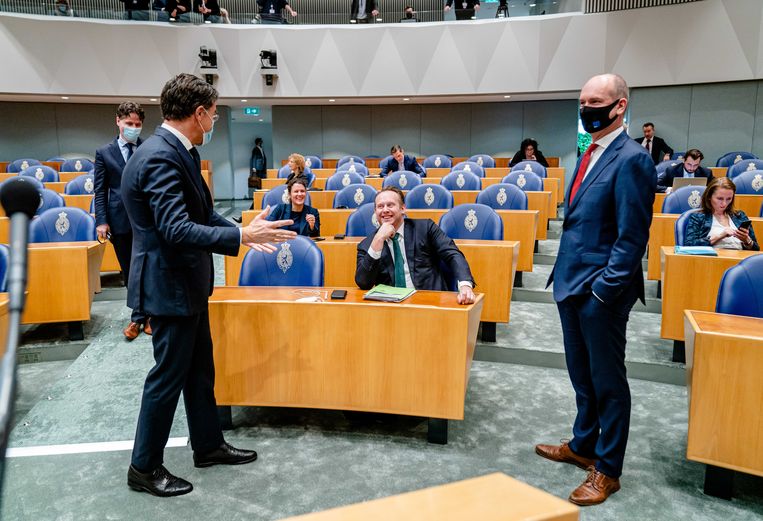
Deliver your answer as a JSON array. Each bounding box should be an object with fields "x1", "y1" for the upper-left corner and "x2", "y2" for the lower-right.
[
  {"x1": 569, "y1": 467, "x2": 620, "y2": 506},
  {"x1": 123, "y1": 322, "x2": 141, "y2": 341},
  {"x1": 535, "y1": 441, "x2": 597, "y2": 470},
  {"x1": 143, "y1": 319, "x2": 152, "y2": 336}
]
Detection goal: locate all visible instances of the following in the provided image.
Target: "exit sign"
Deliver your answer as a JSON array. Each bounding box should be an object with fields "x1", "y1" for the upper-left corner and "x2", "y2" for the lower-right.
[{"x1": 243, "y1": 107, "x2": 260, "y2": 116}]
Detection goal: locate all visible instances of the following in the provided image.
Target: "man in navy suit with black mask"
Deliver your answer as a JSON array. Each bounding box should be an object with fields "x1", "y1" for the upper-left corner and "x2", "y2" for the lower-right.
[
  {"x1": 122, "y1": 73, "x2": 297, "y2": 497},
  {"x1": 94, "y1": 101, "x2": 149, "y2": 341},
  {"x1": 536, "y1": 74, "x2": 655, "y2": 506}
]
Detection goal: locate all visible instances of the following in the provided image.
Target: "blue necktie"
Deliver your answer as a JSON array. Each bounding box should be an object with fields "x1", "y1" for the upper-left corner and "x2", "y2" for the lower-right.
[{"x1": 126, "y1": 142, "x2": 135, "y2": 161}]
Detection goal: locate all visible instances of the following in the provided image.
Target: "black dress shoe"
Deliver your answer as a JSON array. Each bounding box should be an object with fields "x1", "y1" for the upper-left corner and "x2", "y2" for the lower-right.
[
  {"x1": 193, "y1": 442, "x2": 258, "y2": 468},
  {"x1": 127, "y1": 465, "x2": 193, "y2": 497}
]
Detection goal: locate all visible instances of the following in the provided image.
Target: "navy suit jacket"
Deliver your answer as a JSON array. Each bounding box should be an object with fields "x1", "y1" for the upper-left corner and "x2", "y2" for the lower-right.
[
  {"x1": 380, "y1": 155, "x2": 425, "y2": 177},
  {"x1": 94, "y1": 137, "x2": 143, "y2": 235},
  {"x1": 549, "y1": 131, "x2": 656, "y2": 306},
  {"x1": 121, "y1": 127, "x2": 240, "y2": 317},
  {"x1": 656, "y1": 163, "x2": 713, "y2": 193},
  {"x1": 355, "y1": 218, "x2": 474, "y2": 291},
  {"x1": 267, "y1": 203, "x2": 320, "y2": 237},
  {"x1": 634, "y1": 135, "x2": 673, "y2": 165}
]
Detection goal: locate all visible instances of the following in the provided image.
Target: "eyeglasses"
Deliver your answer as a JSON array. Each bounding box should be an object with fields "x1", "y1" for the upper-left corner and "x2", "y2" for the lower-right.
[{"x1": 203, "y1": 108, "x2": 219, "y2": 122}]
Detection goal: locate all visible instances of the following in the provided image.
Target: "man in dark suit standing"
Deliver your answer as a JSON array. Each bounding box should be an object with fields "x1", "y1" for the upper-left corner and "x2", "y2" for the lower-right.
[
  {"x1": 350, "y1": 0, "x2": 378, "y2": 23},
  {"x1": 380, "y1": 145, "x2": 426, "y2": 177},
  {"x1": 634, "y1": 122, "x2": 673, "y2": 165},
  {"x1": 94, "y1": 101, "x2": 149, "y2": 341},
  {"x1": 444, "y1": 0, "x2": 479, "y2": 20},
  {"x1": 656, "y1": 148, "x2": 713, "y2": 193},
  {"x1": 536, "y1": 74, "x2": 655, "y2": 506},
  {"x1": 355, "y1": 187, "x2": 475, "y2": 304},
  {"x1": 122, "y1": 73, "x2": 297, "y2": 497}
]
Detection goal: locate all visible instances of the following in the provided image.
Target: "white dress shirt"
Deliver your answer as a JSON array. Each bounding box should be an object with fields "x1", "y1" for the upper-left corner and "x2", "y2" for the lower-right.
[{"x1": 582, "y1": 126, "x2": 625, "y2": 181}]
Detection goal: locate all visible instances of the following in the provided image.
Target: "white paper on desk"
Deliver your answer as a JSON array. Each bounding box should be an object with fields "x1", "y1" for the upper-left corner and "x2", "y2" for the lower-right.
[{"x1": 295, "y1": 296, "x2": 322, "y2": 303}]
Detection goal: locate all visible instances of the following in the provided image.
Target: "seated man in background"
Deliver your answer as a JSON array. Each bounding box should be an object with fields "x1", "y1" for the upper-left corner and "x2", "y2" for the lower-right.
[
  {"x1": 380, "y1": 145, "x2": 426, "y2": 177},
  {"x1": 355, "y1": 187, "x2": 475, "y2": 304},
  {"x1": 635, "y1": 122, "x2": 673, "y2": 164},
  {"x1": 657, "y1": 148, "x2": 713, "y2": 193},
  {"x1": 400, "y1": 5, "x2": 417, "y2": 21}
]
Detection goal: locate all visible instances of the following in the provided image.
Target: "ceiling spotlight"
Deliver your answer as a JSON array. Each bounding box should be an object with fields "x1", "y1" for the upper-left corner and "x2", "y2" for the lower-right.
[
  {"x1": 61, "y1": 96, "x2": 69, "y2": 100},
  {"x1": 150, "y1": 98, "x2": 158, "y2": 102},
  {"x1": 241, "y1": 99, "x2": 248, "y2": 102},
  {"x1": 329, "y1": 99, "x2": 336, "y2": 102},
  {"x1": 504, "y1": 95, "x2": 511, "y2": 99},
  {"x1": 259, "y1": 118, "x2": 263, "y2": 122},
  {"x1": 403, "y1": 98, "x2": 410, "y2": 101}
]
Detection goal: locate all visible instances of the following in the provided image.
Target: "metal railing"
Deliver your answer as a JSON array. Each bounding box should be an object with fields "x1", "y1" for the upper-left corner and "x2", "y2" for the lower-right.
[{"x1": 585, "y1": 0, "x2": 701, "y2": 13}]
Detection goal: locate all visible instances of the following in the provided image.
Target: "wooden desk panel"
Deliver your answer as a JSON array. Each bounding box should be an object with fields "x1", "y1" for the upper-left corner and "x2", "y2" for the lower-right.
[
  {"x1": 684, "y1": 311, "x2": 763, "y2": 478},
  {"x1": 100, "y1": 240, "x2": 121, "y2": 273},
  {"x1": 0, "y1": 173, "x2": 15, "y2": 183},
  {"x1": 710, "y1": 167, "x2": 727, "y2": 178},
  {"x1": 43, "y1": 182, "x2": 66, "y2": 194},
  {"x1": 653, "y1": 193, "x2": 667, "y2": 214},
  {"x1": 240, "y1": 209, "x2": 536, "y2": 273},
  {"x1": 661, "y1": 247, "x2": 762, "y2": 341},
  {"x1": 546, "y1": 167, "x2": 565, "y2": 193},
  {"x1": 0, "y1": 217, "x2": 7, "y2": 243},
  {"x1": 23, "y1": 242, "x2": 105, "y2": 324},
  {"x1": 59, "y1": 172, "x2": 80, "y2": 183},
  {"x1": 62, "y1": 194, "x2": 93, "y2": 212},
  {"x1": 224, "y1": 238, "x2": 517, "y2": 324},
  {"x1": 0, "y1": 296, "x2": 7, "y2": 359},
  {"x1": 280, "y1": 473, "x2": 578, "y2": 521},
  {"x1": 209, "y1": 287, "x2": 483, "y2": 419},
  {"x1": 735, "y1": 194, "x2": 763, "y2": 217},
  {"x1": 0, "y1": 162, "x2": 7, "y2": 173}
]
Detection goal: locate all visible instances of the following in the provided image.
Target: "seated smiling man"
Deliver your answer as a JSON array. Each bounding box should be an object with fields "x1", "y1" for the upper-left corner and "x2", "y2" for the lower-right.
[{"x1": 355, "y1": 187, "x2": 476, "y2": 304}]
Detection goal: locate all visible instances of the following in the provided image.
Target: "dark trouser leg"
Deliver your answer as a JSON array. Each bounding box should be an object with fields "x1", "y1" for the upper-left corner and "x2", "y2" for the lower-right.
[
  {"x1": 131, "y1": 313, "x2": 223, "y2": 471},
  {"x1": 455, "y1": 9, "x2": 474, "y2": 20},
  {"x1": 110, "y1": 232, "x2": 145, "y2": 324}
]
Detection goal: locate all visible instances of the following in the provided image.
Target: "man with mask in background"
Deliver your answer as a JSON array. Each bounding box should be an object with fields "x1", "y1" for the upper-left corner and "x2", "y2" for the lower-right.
[{"x1": 94, "y1": 101, "x2": 150, "y2": 341}]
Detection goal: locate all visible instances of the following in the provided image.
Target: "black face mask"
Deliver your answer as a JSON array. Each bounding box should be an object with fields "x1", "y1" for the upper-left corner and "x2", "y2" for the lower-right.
[
  {"x1": 579, "y1": 99, "x2": 621, "y2": 134},
  {"x1": 405, "y1": 11, "x2": 413, "y2": 18}
]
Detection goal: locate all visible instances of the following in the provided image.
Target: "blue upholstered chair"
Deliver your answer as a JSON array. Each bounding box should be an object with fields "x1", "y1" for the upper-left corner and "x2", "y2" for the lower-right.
[
  {"x1": 715, "y1": 255, "x2": 763, "y2": 318},
  {"x1": 501, "y1": 170, "x2": 544, "y2": 191},
  {"x1": 20, "y1": 165, "x2": 59, "y2": 183},
  {"x1": 716, "y1": 151, "x2": 758, "y2": 168},
  {"x1": 261, "y1": 185, "x2": 312, "y2": 209},
  {"x1": 326, "y1": 171, "x2": 365, "y2": 191},
  {"x1": 733, "y1": 170, "x2": 763, "y2": 195},
  {"x1": 30, "y1": 207, "x2": 96, "y2": 242},
  {"x1": 64, "y1": 173, "x2": 96, "y2": 195},
  {"x1": 46, "y1": 156, "x2": 67, "y2": 162},
  {"x1": 61, "y1": 158, "x2": 94, "y2": 173},
  {"x1": 674, "y1": 209, "x2": 700, "y2": 246},
  {"x1": 335, "y1": 162, "x2": 369, "y2": 176},
  {"x1": 382, "y1": 171, "x2": 422, "y2": 190},
  {"x1": 510, "y1": 161, "x2": 547, "y2": 178},
  {"x1": 441, "y1": 171, "x2": 482, "y2": 191},
  {"x1": 452, "y1": 161, "x2": 484, "y2": 178},
  {"x1": 277, "y1": 166, "x2": 315, "y2": 188},
  {"x1": 662, "y1": 185, "x2": 706, "y2": 214},
  {"x1": 405, "y1": 184, "x2": 454, "y2": 209},
  {"x1": 670, "y1": 152, "x2": 686, "y2": 161},
  {"x1": 333, "y1": 184, "x2": 377, "y2": 209},
  {"x1": 727, "y1": 160, "x2": 763, "y2": 180},
  {"x1": 438, "y1": 204, "x2": 503, "y2": 240},
  {"x1": 7, "y1": 158, "x2": 41, "y2": 173},
  {"x1": 303, "y1": 155, "x2": 322, "y2": 169},
  {"x1": 378, "y1": 155, "x2": 393, "y2": 173},
  {"x1": 656, "y1": 160, "x2": 681, "y2": 174},
  {"x1": 469, "y1": 154, "x2": 495, "y2": 168},
  {"x1": 0, "y1": 244, "x2": 8, "y2": 292},
  {"x1": 38, "y1": 189, "x2": 65, "y2": 216},
  {"x1": 238, "y1": 236, "x2": 324, "y2": 287},
  {"x1": 476, "y1": 183, "x2": 528, "y2": 210},
  {"x1": 345, "y1": 203, "x2": 379, "y2": 237},
  {"x1": 337, "y1": 155, "x2": 365, "y2": 168},
  {"x1": 423, "y1": 155, "x2": 452, "y2": 169}
]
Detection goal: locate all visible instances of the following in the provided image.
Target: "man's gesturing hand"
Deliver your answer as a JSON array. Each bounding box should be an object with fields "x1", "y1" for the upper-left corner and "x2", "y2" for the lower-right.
[{"x1": 242, "y1": 205, "x2": 297, "y2": 253}]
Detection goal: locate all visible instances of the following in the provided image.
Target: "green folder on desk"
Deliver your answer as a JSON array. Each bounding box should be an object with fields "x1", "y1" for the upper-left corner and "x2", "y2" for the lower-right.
[
  {"x1": 674, "y1": 246, "x2": 718, "y2": 256},
  {"x1": 363, "y1": 285, "x2": 416, "y2": 302}
]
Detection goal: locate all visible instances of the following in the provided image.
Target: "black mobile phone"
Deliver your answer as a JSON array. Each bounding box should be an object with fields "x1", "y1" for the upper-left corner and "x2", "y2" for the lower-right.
[
  {"x1": 738, "y1": 220, "x2": 752, "y2": 231},
  {"x1": 334, "y1": 234, "x2": 346, "y2": 240},
  {"x1": 312, "y1": 237, "x2": 326, "y2": 242},
  {"x1": 330, "y1": 289, "x2": 347, "y2": 300}
]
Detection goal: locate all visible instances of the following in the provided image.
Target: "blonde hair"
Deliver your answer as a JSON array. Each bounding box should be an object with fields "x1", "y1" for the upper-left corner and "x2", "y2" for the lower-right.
[{"x1": 288, "y1": 153, "x2": 305, "y2": 175}]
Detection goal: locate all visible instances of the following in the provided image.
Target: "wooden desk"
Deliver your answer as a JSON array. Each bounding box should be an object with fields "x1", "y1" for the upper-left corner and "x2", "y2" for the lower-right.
[
  {"x1": 23, "y1": 241, "x2": 105, "y2": 339},
  {"x1": 0, "y1": 217, "x2": 7, "y2": 243},
  {"x1": 62, "y1": 194, "x2": 93, "y2": 212},
  {"x1": 209, "y1": 287, "x2": 484, "y2": 443},
  {"x1": 684, "y1": 310, "x2": 763, "y2": 498},
  {"x1": 647, "y1": 215, "x2": 763, "y2": 281},
  {"x1": 710, "y1": 167, "x2": 727, "y2": 178},
  {"x1": 0, "y1": 296, "x2": 7, "y2": 358},
  {"x1": 224, "y1": 238, "x2": 518, "y2": 328},
  {"x1": 280, "y1": 472, "x2": 578, "y2": 521},
  {"x1": 43, "y1": 182, "x2": 66, "y2": 194},
  {"x1": 661, "y1": 247, "x2": 762, "y2": 343},
  {"x1": 240, "y1": 210, "x2": 536, "y2": 273},
  {"x1": 735, "y1": 194, "x2": 763, "y2": 217}
]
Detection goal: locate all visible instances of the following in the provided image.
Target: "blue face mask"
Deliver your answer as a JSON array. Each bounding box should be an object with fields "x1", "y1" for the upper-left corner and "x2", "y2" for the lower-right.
[
  {"x1": 198, "y1": 108, "x2": 215, "y2": 146},
  {"x1": 122, "y1": 126, "x2": 142, "y2": 143}
]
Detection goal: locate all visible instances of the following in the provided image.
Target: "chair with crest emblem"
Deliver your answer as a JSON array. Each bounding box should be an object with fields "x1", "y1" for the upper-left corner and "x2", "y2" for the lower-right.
[
  {"x1": 277, "y1": 165, "x2": 315, "y2": 188},
  {"x1": 733, "y1": 170, "x2": 763, "y2": 195},
  {"x1": 345, "y1": 203, "x2": 379, "y2": 237},
  {"x1": 438, "y1": 204, "x2": 503, "y2": 241},
  {"x1": 656, "y1": 160, "x2": 680, "y2": 175},
  {"x1": 716, "y1": 255, "x2": 763, "y2": 318},
  {"x1": 7, "y1": 158, "x2": 41, "y2": 173},
  {"x1": 727, "y1": 160, "x2": 763, "y2": 180},
  {"x1": 662, "y1": 185, "x2": 707, "y2": 214},
  {"x1": 404, "y1": 184, "x2": 454, "y2": 209},
  {"x1": 20, "y1": 165, "x2": 59, "y2": 183},
  {"x1": 716, "y1": 151, "x2": 758, "y2": 168},
  {"x1": 441, "y1": 171, "x2": 481, "y2": 191},
  {"x1": 423, "y1": 155, "x2": 452, "y2": 169},
  {"x1": 670, "y1": 152, "x2": 686, "y2": 161},
  {"x1": 476, "y1": 183, "x2": 528, "y2": 211},
  {"x1": 451, "y1": 161, "x2": 484, "y2": 178},
  {"x1": 303, "y1": 155, "x2": 322, "y2": 170},
  {"x1": 382, "y1": 171, "x2": 422, "y2": 191},
  {"x1": 674, "y1": 209, "x2": 701, "y2": 246},
  {"x1": 326, "y1": 171, "x2": 365, "y2": 191},
  {"x1": 378, "y1": 155, "x2": 393, "y2": 174},
  {"x1": 61, "y1": 158, "x2": 95, "y2": 173},
  {"x1": 337, "y1": 155, "x2": 365, "y2": 168},
  {"x1": 239, "y1": 235, "x2": 324, "y2": 287},
  {"x1": 64, "y1": 173, "x2": 96, "y2": 195},
  {"x1": 510, "y1": 160, "x2": 546, "y2": 178},
  {"x1": 335, "y1": 162, "x2": 369, "y2": 176},
  {"x1": 469, "y1": 154, "x2": 495, "y2": 169},
  {"x1": 333, "y1": 184, "x2": 376, "y2": 209},
  {"x1": 30, "y1": 207, "x2": 96, "y2": 242},
  {"x1": 261, "y1": 185, "x2": 312, "y2": 209},
  {"x1": 501, "y1": 170, "x2": 543, "y2": 192},
  {"x1": 38, "y1": 189, "x2": 65, "y2": 216},
  {"x1": 0, "y1": 244, "x2": 8, "y2": 292}
]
